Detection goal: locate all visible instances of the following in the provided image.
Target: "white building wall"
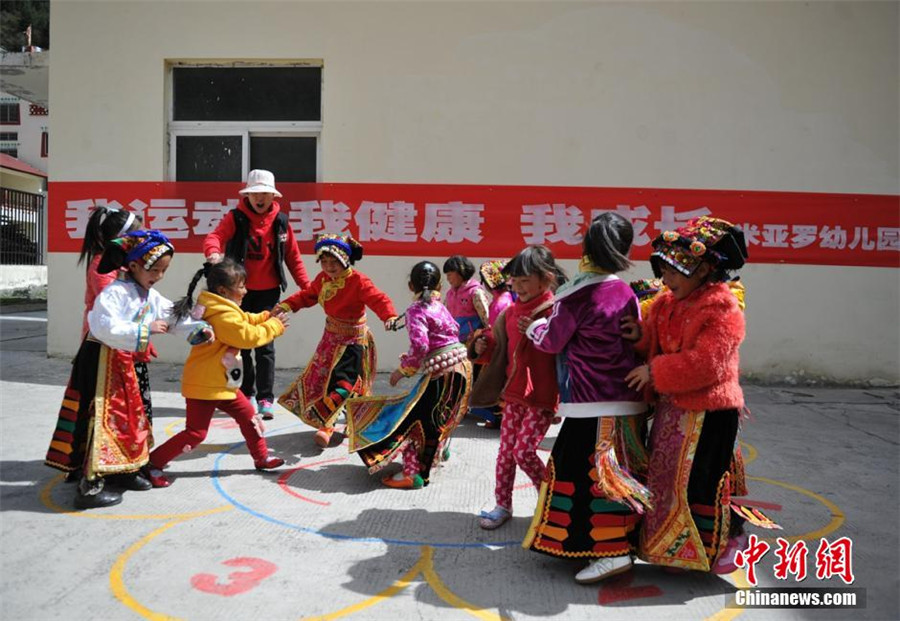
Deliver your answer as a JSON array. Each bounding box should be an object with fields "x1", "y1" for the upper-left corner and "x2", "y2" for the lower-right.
[
  {"x1": 47, "y1": 1, "x2": 899, "y2": 382},
  {"x1": 0, "y1": 91, "x2": 48, "y2": 176}
]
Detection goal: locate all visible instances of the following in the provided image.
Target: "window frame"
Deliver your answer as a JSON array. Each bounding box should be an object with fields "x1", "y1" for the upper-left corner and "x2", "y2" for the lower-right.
[
  {"x1": 1, "y1": 102, "x2": 21, "y2": 125},
  {"x1": 165, "y1": 61, "x2": 323, "y2": 182}
]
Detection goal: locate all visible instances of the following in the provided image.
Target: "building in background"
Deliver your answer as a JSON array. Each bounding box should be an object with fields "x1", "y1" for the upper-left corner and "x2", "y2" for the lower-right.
[{"x1": 0, "y1": 91, "x2": 48, "y2": 180}]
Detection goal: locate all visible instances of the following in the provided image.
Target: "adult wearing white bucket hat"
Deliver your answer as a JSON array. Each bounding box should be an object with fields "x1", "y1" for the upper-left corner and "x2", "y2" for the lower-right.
[
  {"x1": 239, "y1": 169, "x2": 283, "y2": 198},
  {"x1": 203, "y1": 169, "x2": 311, "y2": 420}
]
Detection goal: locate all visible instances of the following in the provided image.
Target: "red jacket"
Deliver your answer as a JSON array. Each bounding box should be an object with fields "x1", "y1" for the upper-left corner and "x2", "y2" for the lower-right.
[
  {"x1": 635, "y1": 282, "x2": 744, "y2": 411},
  {"x1": 203, "y1": 199, "x2": 310, "y2": 291},
  {"x1": 501, "y1": 290, "x2": 559, "y2": 412},
  {"x1": 281, "y1": 268, "x2": 397, "y2": 322}
]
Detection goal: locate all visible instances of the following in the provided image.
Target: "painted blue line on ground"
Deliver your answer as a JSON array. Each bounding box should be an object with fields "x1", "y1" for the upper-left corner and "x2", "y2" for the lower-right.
[{"x1": 210, "y1": 428, "x2": 520, "y2": 549}]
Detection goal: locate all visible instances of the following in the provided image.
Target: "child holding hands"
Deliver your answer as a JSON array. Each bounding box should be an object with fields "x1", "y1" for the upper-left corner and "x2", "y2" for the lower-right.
[
  {"x1": 345, "y1": 261, "x2": 472, "y2": 489},
  {"x1": 623, "y1": 216, "x2": 774, "y2": 574},
  {"x1": 45, "y1": 231, "x2": 212, "y2": 509},
  {"x1": 278, "y1": 234, "x2": 398, "y2": 448},
  {"x1": 473, "y1": 246, "x2": 565, "y2": 530},
  {"x1": 522, "y1": 213, "x2": 650, "y2": 583},
  {"x1": 144, "y1": 259, "x2": 288, "y2": 486}
]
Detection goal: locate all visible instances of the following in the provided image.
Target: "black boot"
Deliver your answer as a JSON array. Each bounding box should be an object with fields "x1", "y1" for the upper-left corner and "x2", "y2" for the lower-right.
[
  {"x1": 107, "y1": 471, "x2": 152, "y2": 491},
  {"x1": 74, "y1": 477, "x2": 122, "y2": 510}
]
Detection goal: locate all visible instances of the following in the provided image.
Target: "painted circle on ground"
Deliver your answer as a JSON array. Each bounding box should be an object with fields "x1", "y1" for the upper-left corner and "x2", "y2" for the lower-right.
[{"x1": 211, "y1": 429, "x2": 527, "y2": 549}]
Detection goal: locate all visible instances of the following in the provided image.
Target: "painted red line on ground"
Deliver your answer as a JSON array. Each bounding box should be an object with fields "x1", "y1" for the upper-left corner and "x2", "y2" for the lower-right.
[
  {"x1": 597, "y1": 572, "x2": 663, "y2": 604},
  {"x1": 277, "y1": 456, "x2": 349, "y2": 506}
]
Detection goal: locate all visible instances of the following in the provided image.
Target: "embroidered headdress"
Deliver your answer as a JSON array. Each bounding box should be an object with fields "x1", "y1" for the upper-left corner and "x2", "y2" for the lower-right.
[
  {"x1": 314, "y1": 233, "x2": 363, "y2": 268},
  {"x1": 98, "y1": 230, "x2": 175, "y2": 274},
  {"x1": 650, "y1": 216, "x2": 748, "y2": 277},
  {"x1": 479, "y1": 259, "x2": 509, "y2": 290}
]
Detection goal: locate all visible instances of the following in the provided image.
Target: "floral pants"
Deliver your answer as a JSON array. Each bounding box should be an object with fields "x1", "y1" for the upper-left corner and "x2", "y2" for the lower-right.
[{"x1": 494, "y1": 402, "x2": 554, "y2": 511}]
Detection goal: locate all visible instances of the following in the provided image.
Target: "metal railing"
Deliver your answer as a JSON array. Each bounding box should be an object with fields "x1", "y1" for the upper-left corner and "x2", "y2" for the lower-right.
[{"x1": 1, "y1": 187, "x2": 44, "y2": 265}]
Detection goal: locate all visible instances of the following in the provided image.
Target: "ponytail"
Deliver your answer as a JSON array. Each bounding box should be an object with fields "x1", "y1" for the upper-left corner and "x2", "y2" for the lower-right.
[
  {"x1": 171, "y1": 263, "x2": 210, "y2": 323},
  {"x1": 170, "y1": 258, "x2": 247, "y2": 324},
  {"x1": 409, "y1": 261, "x2": 441, "y2": 303},
  {"x1": 78, "y1": 207, "x2": 142, "y2": 269}
]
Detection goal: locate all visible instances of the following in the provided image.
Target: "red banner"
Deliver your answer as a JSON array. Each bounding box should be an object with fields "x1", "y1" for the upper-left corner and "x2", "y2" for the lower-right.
[{"x1": 48, "y1": 182, "x2": 899, "y2": 267}]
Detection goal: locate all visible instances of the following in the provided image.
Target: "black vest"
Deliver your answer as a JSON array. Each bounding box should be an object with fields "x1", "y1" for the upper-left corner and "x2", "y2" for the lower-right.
[{"x1": 224, "y1": 208, "x2": 290, "y2": 291}]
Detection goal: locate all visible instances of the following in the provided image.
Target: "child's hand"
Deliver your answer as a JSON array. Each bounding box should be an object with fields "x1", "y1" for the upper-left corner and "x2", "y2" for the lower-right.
[
  {"x1": 273, "y1": 314, "x2": 290, "y2": 330},
  {"x1": 149, "y1": 320, "x2": 169, "y2": 334},
  {"x1": 389, "y1": 369, "x2": 405, "y2": 386},
  {"x1": 517, "y1": 315, "x2": 531, "y2": 334},
  {"x1": 271, "y1": 305, "x2": 289, "y2": 320},
  {"x1": 552, "y1": 416, "x2": 562, "y2": 424},
  {"x1": 384, "y1": 318, "x2": 397, "y2": 331},
  {"x1": 473, "y1": 336, "x2": 488, "y2": 355},
  {"x1": 207, "y1": 253, "x2": 223, "y2": 264},
  {"x1": 200, "y1": 327, "x2": 215, "y2": 344},
  {"x1": 625, "y1": 364, "x2": 651, "y2": 391},
  {"x1": 620, "y1": 315, "x2": 642, "y2": 342}
]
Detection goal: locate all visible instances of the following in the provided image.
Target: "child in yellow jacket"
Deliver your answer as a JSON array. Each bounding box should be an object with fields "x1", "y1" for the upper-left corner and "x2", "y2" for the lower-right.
[{"x1": 144, "y1": 259, "x2": 288, "y2": 487}]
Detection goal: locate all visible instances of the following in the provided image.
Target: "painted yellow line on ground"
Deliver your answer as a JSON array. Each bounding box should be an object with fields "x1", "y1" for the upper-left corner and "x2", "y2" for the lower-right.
[
  {"x1": 704, "y1": 568, "x2": 751, "y2": 621},
  {"x1": 300, "y1": 546, "x2": 506, "y2": 621},
  {"x1": 110, "y1": 519, "x2": 186, "y2": 621},
  {"x1": 163, "y1": 420, "x2": 182, "y2": 437},
  {"x1": 747, "y1": 475, "x2": 844, "y2": 543},
  {"x1": 739, "y1": 441, "x2": 757, "y2": 465},
  {"x1": 421, "y1": 546, "x2": 510, "y2": 621},
  {"x1": 41, "y1": 474, "x2": 232, "y2": 520},
  {"x1": 300, "y1": 550, "x2": 427, "y2": 621}
]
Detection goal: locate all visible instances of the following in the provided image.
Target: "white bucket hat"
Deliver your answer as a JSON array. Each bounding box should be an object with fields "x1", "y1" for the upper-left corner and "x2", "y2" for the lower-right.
[{"x1": 239, "y1": 169, "x2": 282, "y2": 197}]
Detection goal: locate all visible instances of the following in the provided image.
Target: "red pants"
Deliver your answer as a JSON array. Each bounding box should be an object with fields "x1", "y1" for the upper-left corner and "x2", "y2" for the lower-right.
[
  {"x1": 494, "y1": 402, "x2": 554, "y2": 511},
  {"x1": 150, "y1": 392, "x2": 267, "y2": 468}
]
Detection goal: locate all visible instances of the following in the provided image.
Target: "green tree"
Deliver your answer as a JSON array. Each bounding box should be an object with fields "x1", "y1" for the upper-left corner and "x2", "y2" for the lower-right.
[{"x1": 1, "y1": 0, "x2": 50, "y2": 51}]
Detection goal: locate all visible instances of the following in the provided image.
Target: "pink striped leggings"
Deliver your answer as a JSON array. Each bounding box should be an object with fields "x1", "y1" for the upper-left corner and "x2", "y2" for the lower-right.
[{"x1": 494, "y1": 402, "x2": 554, "y2": 511}]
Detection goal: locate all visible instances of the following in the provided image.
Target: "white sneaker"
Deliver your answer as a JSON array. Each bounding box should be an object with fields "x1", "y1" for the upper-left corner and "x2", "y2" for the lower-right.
[{"x1": 575, "y1": 555, "x2": 633, "y2": 584}]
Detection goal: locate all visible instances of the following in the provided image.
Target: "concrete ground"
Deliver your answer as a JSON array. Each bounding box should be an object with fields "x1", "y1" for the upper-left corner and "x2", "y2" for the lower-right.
[{"x1": 1, "y1": 307, "x2": 898, "y2": 621}]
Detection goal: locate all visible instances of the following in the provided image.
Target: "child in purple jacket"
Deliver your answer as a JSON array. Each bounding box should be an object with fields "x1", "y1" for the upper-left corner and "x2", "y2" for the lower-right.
[
  {"x1": 345, "y1": 261, "x2": 472, "y2": 489},
  {"x1": 522, "y1": 212, "x2": 650, "y2": 584}
]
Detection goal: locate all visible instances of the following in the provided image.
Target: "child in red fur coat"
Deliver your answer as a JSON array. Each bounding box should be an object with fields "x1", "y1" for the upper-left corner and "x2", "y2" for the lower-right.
[{"x1": 622, "y1": 216, "x2": 761, "y2": 576}]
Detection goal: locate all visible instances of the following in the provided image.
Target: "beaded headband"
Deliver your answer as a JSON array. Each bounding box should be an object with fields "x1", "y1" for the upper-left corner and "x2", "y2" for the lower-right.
[
  {"x1": 315, "y1": 233, "x2": 362, "y2": 268},
  {"x1": 650, "y1": 216, "x2": 747, "y2": 277},
  {"x1": 479, "y1": 259, "x2": 509, "y2": 290}
]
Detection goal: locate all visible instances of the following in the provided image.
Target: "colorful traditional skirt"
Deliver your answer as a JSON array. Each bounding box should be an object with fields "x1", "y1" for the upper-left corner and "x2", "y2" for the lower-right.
[
  {"x1": 278, "y1": 316, "x2": 375, "y2": 430},
  {"x1": 345, "y1": 345, "x2": 472, "y2": 485},
  {"x1": 639, "y1": 400, "x2": 745, "y2": 571},
  {"x1": 45, "y1": 338, "x2": 152, "y2": 478},
  {"x1": 524, "y1": 414, "x2": 649, "y2": 558}
]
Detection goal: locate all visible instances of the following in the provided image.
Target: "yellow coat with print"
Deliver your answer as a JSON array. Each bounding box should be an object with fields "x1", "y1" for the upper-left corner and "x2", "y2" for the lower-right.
[{"x1": 181, "y1": 290, "x2": 285, "y2": 400}]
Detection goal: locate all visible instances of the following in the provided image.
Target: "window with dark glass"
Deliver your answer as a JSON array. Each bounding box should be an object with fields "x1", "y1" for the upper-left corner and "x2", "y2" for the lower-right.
[
  {"x1": 1, "y1": 103, "x2": 21, "y2": 125},
  {"x1": 168, "y1": 64, "x2": 322, "y2": 182}
]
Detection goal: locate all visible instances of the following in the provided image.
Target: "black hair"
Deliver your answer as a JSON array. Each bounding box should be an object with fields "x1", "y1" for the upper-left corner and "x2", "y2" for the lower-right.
[
  {"x1": 96, "y1": 238, "x2": 174, "y2": 275},
  {"x1": 171, "y1": 258, "x2": 247, "y2": 323},
  {"x1": 409, "y1": 261, "x2": 442, "y2": 302},
  {"x1": 583, "y1": 212, "x2": 633, "y2": 273},
  {"x1": 78, "y1": 207, "x2": 143, "y2": 269},
  {"x1": 442, "y1": 255, "x2": 476, "y2": 280},
  {"x1": 502, "y1": 245, "x2": 567, "y2": 290}
]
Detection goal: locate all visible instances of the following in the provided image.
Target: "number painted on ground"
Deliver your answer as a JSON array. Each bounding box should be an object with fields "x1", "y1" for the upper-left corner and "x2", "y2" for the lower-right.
[{"x1": 191, "y1": 557, "x2": 278, "y2": 596}]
